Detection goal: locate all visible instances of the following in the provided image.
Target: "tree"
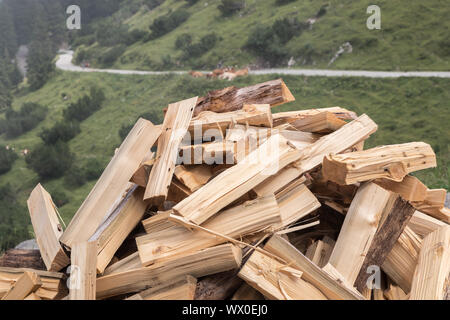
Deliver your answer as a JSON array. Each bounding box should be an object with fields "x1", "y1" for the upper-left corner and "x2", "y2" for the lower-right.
[
  {"x1": 0, "y1": 146, "x2": 18, "y2": 175},
  {"x1": 0, "y1": 1, "x2": 18, "y2": 59}
]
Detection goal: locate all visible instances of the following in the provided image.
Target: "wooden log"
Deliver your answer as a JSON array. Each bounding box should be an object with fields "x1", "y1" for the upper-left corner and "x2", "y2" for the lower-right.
[
  {"x1": 96, "y1": 244, "x2": 242, "y2": 299},
  {"x1": 354, "y1": 197, "x2": 416, "y2": 292},
  {"x1": 195, "y1": 270, "x2": 243, "y2": 300},
  {"x1": 89, "y1": 186, "x2": 148, "y2": 274},
  {"x1": 264, "y1": 235, "x2": 363, "y2": 300},
  {"x1": 253, "y1": 166, "x2": 304, "y2": 197},
  {"x1": 130, "y1": 159, "x2": 154, "y2": 187},
  {"x1": 410, "y1": 226, "x2": 450, "y2": 300},
  {"x1": 238, "y1": 249, "x2": 327, "y2": 300},
  {"x1": 232, "y1": 283, "x2": 265, "y2": 300},
  {"x1": 27, "y1": 184, "x2": 69, "y2": 272},
  {"x1": 103, "y1": 252, "x2": 141, "y2": 276},
  {"x1": 374, "y1": 175, "x2": 428, "y2": 202},
  {"x1": 144, "y1": 97, "x2": 198, "y2": 205},
  {"x1": 1, "y1": 271, "x2": 42, "y2": 300},
  {"x1": 290, "y1": 112, "x2": 347, "y2": 133},
  {"x1": 24, "y1": 292, "x2": 42, "y2": 300},
  {"x1": 173, "y1": 165, "x2": 214, "y2": 193},
  {"x1": 411, "y1": 189, "x2": 449, "y2": 223},
  {"x1": 194, "y1": 79, "x2": 294, "y2": 116},
  {"x1": 61, "y1": 119, "x2": 162, "y2": 248},
  {"x1": 322, "y1": 142, "x2": 437, "y2": 185},
  {"x1": 137, "y1": 196, "x2": 280, "y2": 266},
  {"x1": 327, "y1": 182, "x2": 392, "y2": 285},
  {"x1": 0, "y1": 267, "x2": 66, "y2": 300},
  {"x1": 272, "y1": 107, "x2": 357, "y2": 127},
  {"x1": 128, "y1": 275, "x2": 197, "y2": 300},
  {"x1": 173, "y1": 135, "x2": 302, "y2": 225},
  {"x1": 305, "y1": 239, "x2": 335, "y2": 268},
  {"x1": 408, "y1": 211, "x2": 448, "y2": 238},
  {"x1": 382, "y1": 226, "x2": 422, "y2": 293},
  {"x1": 0, "y1": 249, "x2": 46, "y2": 270},
  {"x1": 179, "y1": 141, "x2": 236, "y2": 165},
  {"x1": 69, "y1": 241, "x2": 97, "y2": 300}
]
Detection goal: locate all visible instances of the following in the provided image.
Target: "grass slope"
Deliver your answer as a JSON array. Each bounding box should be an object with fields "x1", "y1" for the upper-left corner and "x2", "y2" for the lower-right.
[
  {"x1": 80, "y1": 0, "x2": 450, "y2": 71},
  {"x1": 1, "y1": 71, "x2": 448, "y2": 231}
]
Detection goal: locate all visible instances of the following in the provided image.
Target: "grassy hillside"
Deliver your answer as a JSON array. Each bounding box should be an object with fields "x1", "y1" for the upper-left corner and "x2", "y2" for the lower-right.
[
  {"x1": 1, "y1": 71, "x2": 448, "y2": 237},
  {"x1": 73, "y1": 0, "x2": 450, "y2": 71}
]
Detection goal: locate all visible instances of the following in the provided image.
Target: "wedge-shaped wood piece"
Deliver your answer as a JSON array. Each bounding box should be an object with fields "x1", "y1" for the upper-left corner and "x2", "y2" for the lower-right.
[
  {"x1": 127, "y1": 275, "x2": 197, "y2": 300},
  {"x1": 194, "y1": 79, "x2": 294, "y2": 116},
  {"x1": 103, "y1": 252, "x2": 141, "y2": 276},
  {"x1": 382, "y1": 226, "x2": 422, "y2": 293},
  {"x1": 1, "y1": 271, "x2": 42, "y2": 300},
  {"x1": 354, "y1": 197, "x2": 416, "y2": 292},
  {"x1": 137, "y1": 196, "x2": 280, "y2": 266},
  {"x1": 272, "y1": 107, "x2": 357, "y2": 127},
  {"x1": 323, "y1": 142, "x2": 437, "y2": 185},
  {"x1": 408, "y1": 211, "x2": 448, "y2": 238},
  {"x1": 239, "y1": 250, "x2": 327, "y2": 300},
  {"x1": 411, "y1": 189, "x2": 449, "y2": 223},
  {"x1": 375, "y1": 175, "x2": 428, "y2": 202},
  {"x1": 410, "y1": 226, "x2": 450, "y2": 300},
  {"x1": 275, "y1": 181, "x2": 321, "y2": 230},
  {"x1": 174, "y1": 165, "x2": 214, "y2": 193},
  {"x1": 328, "y1": 182, "x2": 392, "y2": 285},
  {"x1": 144, "y1": 97, "x2": 198, "y2": 204},
  {"x1": 0, "y1": 267, "x2": 65, "y2": 300},
  {"x1": 290, "y1": 112, "x2": 346, "y2": 133},
  {"x1": 130, "y1": 159, "x2": 154, "y2": 187},
  {"x1": 264, "y1": 235, "x2": 363, "y2": 300},
  {"x1": 61, "y1": 119, "x2": 162, "y2": 248},
  {"x1": 69, "y1": 241, "x2": 97, "y2": 300},
  {"x1": 27, "y1": 184, "x2": 69, "y2": 272},
  {"x1": 97, "y1": 244, "x2": 242, "y2": 299},
  {"x1": 232, "y1": 283, "x2": 265, "y2": 300},
  {"x1": 90, "y1": 186, "x2": 148, "y2": 274},
  {"x1": 294, "y1": 114, "x2": 378, "y2": 173},
  {"x1": 173, "y1": 135, "x2": 301, "y2": 225}
]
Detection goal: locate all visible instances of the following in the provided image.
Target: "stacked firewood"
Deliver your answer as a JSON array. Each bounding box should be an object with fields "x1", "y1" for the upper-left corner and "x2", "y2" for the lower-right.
[{"x1": 1, "y1": 79, "x2": 448, "y2": 300}]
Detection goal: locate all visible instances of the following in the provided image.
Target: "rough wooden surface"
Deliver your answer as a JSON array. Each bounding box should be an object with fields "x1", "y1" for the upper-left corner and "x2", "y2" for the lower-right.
[
  {"x1": 195, "y1": 270, "x2": 243, "y2": 300},
  {"x1": 0, "y1": 250, "x2": 46, "y2": 270},
  {"x1": 69, "y1": 241, "x2": 97, "y2": 300}
]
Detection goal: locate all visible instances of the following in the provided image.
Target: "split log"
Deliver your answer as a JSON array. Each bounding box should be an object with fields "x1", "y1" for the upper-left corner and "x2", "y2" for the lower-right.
[
  {"x1": 24, "y1": 292, "x2": 42, "y2": 300},
  {"x1": 179, "y1": 141, "x2": 236, "y2": 165},
  {"x1": 384, "y1": 283, "x2": 407, "y2": 300},
  {"x1": 411, "y1": 189, "x2": 449, "y2": 223},
  {"x1": 327, "y1": 182, "x2": 392, "y2": 285},
  {"x1": 96, "y1": 244, "x2": 242, "y2": 299},
  {"x1": 127, "y1": 275, "x2": 197, "y2": 300},
  {"x1": 194, "y1": 79, "x2": 294, "y2": 116},
  {"x1": 130, "y1": 159, "x2": 154, "y2": 187},
  {"x1": 238, "y1": 250, "x2": 327, "y2": 300},
  {"x1": 410, "y1": 225, "x2": 450, "y2": 300},
  {"x1": 264, "y1": 235, "x2": 364, "y2": 300},
  {"x1": 195, "y1": 270, "x2": 243, "y2": 300},
  {"x1": 232, "y1": 283, "x2": 265, "y2": 300},
  {"x1": 144, "y1": 97, "x2": 198, "y2": 205},
  {"x1": 408, "y1": 211, "x2": 448, "y2": 238},
  {"x1": 290, "y1": 112, "x2": 347, "y2": 133},
  {"x1": 253, "y1": 166, "x2": 304, "y2": 197},
  {"x1": 137, "y1": 195, "x2": 280, "y2": 266},
  {"x1": 322, "y1": 142, "x2": 436, "y2": 185},
  {"x1": 305, "y1": 239, "x2": 335, "y2": 268},
  {"x1": 173, "y1": 165, "x2": 214, "y2": 193},
  {"x1": 173, "y1": 135, "x2": 301, "y2": 225},
  {"x1": 1, "y1": 271, "x2": 41, "y2": 300},
  {"x1": 354, "y1": 197, "x2": 416, "y2": 292},
  {"x1": 374, "y1": 175, "x2": 428, "y2": 202},
  {"x1": 89, "y1": 186, "x2": 148, "y2": 274},
  {"x1": 382, "y1": 226, "x2": 422, "y2": 293},
  {"x1": 69, "y1": 241, "x2": 97, "y2": 300},
  {"x1": 272, "y1": 107, "x2": 357, "y2": 127},
  {"x1": 103, "y1": 252, "x2": 141, "y2": 276},
  {"x1": 61, "y1": 119, "x2": 162, "y2": 248},
  {"x1": 27, "y1": 184, "x2": 69, "y2": 271},
  {"x1": 0, "y1": 249, "x2": 46, "y2": 270}
]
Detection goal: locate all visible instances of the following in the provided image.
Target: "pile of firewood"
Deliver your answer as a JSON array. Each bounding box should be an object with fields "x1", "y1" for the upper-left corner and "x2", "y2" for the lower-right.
[
  {"x1": 190, "y1": 67, "x2": 249, "y2": 81},
  {"x1": 1, "y1": 79, "x2": 449, "y2": 300}
]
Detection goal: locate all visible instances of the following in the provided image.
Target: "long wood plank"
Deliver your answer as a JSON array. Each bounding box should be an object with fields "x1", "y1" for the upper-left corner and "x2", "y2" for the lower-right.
[
  {"x1": 410, "y1": 226, "x2": 450, "y2": 300},
  {"x1": 90, "y1": 186, "x2": 148, "y2": 274},
  {"x1": 322, "y1": 142, "x2": 437, "y2": 185},
  {"x1": 194, "y1": 79, "x2": 295, "y2": 116},
  {"x1": 61, "y1": 119, "x2": 162, "y2": 248},
  {"x1": 327, "y1": 182, "x2": 392, "y2": 285},
  {"x1": 173, "y1": 134, "x2": 301, "y2": 225},
  {"x1": 27, "y1": 184, "x2": 70, "y2": 272},
  {"x1": 144, "y1": 97, "x2": 198, "y2": 205},
  {"x1": 69, "y1": 241, "x2": 97, "y2": 300},
  {"x1": 96, "y1": 244, "x2": 242, "y2": 299},
  {"x1": 137, "y1": 195, "x2": 280, "y2": 266}
]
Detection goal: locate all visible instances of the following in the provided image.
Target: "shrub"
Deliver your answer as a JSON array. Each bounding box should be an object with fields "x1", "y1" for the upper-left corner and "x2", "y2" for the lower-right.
[
  {"x1": 64, "y1": 165, "x2": 87, "y2": 188},
  {"x1": 96, "y1": 22, "x2": 129, "y2": 47},
  {"x1": 218, "y1": 0, "x2": 245, "y2": 17},
  {"x1": 50, "y1": 189, "x2": 69, "y2": 207},
  {"x1": 84, "y1": 158, "x2": 104, "y2": 181},
  {"x1": 272, "y1": 17, "x2": 305, "y2": 44},
  {"x1": 180, "y1": 33, "x2": 218, "y2": 59},
  {"x1": 0, "y1": 146, "x2": 18, "y2": 175},
  {"x1": 26, "y1": 142, "x2": 74, "y2": 180},
  {"x1": 63, "y1": 87, "x2": 105, "y2": 122},
  {"x1": 316, "y1": 4, "x2": 328, "y2": 18},
  {"x1": 40, "y1": 121, "x2": 81, "y2": 145},
  {"x1": 185, "y1": 0, "x2": 199, "y2": 6},
  {"x1": 144, "y1": 0, "x2": 166, "y2": 9},
  {"x1": 100, "y1": 45, "x2": 127, "y2": 67},
  {"x1": 245, "y1": 26, "x2": 289, "y2": 65},
  {"x1": 275, "y1": 0, "x2": 296, "y2": 5},
  {"x1": 1, "y1": 103, "x2": 48, "y2": 138},
  {"x1": 125, "y1": 29, "x2": 149, "y2": 45},
  {"x1": 175, "y1": 33, "x2": 193, "y2": 50},
  {"x1": 149, "y1": 9, "x2": 190, "y2": 38}
]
